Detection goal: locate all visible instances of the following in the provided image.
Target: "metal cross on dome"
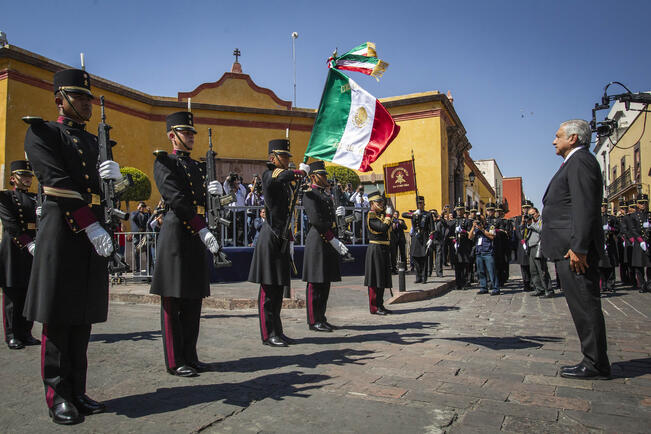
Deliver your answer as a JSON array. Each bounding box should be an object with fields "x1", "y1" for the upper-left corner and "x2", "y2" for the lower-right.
[{"x1": 233, "y1": 48, "x2": 241, "y2": 62}]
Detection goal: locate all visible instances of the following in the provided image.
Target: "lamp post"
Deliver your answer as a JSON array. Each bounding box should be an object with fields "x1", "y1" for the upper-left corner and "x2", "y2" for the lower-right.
[{"x1": 291, "y1": 32, "x2": 298, "y2": 108}]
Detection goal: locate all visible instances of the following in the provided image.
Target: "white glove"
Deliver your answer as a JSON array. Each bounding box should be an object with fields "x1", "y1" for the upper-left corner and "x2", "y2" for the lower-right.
[
  {"x1": 329, "y1": 237, "x2": 349, "y2": 256},
  {"x1": 414, "y1": 209, "x2": 421, "y2": 216},
  {"x1": 299, "y1": 162, "x2": 310, "y2": 174},
  {"x1": 99, "y1": 160, "x2": 123, "y2": 181},
  {"x1": 335, "y1": 206, "x2": 346, "y2": 217},
  {"x1": 290, "y1": 241, "x2": 295, "y2": 259},
  {"x1": 208, "y1": 180, "x2": 224, "y2": 195},
  {"x1": 641, "y1": 241, "x2": 648, "y2": 252},
  {"x1": 84, "y1": 222, "x2": 114, "y2": 257},
  {"x1": 602, "y1": 224, "x2": 609, "y2": 230},
  {"x1": 385, "y1": 207, "x2": 393, "y2": 217},
  {"x1": 644, "y1": 222, "x2": 650, "y2": 229},
  {"x1": 426, "y1": 239, "x2": 433, "y2": 250},
  {"x1": 36, "y1": 207, "x2": 42, "y2": 218},
  {"x1": 27, "y1": 241, "x2": 36, "y2": 256},
  {"x1": 199, "y1": 228, "x2": 220, "y2": 254}
]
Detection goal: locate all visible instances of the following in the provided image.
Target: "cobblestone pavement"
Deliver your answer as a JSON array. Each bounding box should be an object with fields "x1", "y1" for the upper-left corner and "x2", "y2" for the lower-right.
[{"x1": 1, "y1": 265, "x2": 650, "y2": 433}]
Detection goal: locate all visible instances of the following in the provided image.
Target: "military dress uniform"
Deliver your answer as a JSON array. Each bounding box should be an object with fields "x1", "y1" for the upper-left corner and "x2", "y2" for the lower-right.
[
  {"x1": 493, "y1": 204, "x2": 512, "y2": 286},
  {"x1": 616, "y1": 199, "x2": 632, "y2": 285},
  {"x1": 628, "y1": 195, "x2": 650, "y2": 292},
  {"x1": 248, "y1": 139, "x2": 306, "y2": 346},
  {"x1": 598, "y1": 207, "x2": 619, "y2": 292},
  {"x1": 150, "y1": 112, "x2": 212, "y2": 376},
  {"x1": 23, "y1": 69, "x2": 110, "y2": 422},
  {"x1": 0, "y1": 161, "x2": 38, "y2": 349},
  {"x1": 512, "y1": 200, "x2": 533, "y2": 291},
  {"x1": 364, "y1": 192, "x2": 393, "y2": 314},
  {"x1": 403, "y1": 200, "x2": 432, "y2": 284},
  {"x1": 301, "y1": 161, "x2": 342, "y2": 331},
  {"x1": 451, "y1": 203, "x2": 473, "y2": 289}
]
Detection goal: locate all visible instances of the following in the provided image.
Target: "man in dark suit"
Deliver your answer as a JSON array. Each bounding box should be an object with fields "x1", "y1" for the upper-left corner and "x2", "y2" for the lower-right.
[{"x1": 541, "y1": 119, "x2": 610, "y2": 380}]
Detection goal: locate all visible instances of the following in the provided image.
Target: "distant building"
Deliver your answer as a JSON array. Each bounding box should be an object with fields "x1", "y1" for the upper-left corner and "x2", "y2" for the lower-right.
[
  {"x1": 503, "y1": 177, "x2": 524, "y2": 218},
  {"x1": 463, "y1": 153, "x2": 496, "y2": 214},
  {"x1": 474, "y1": 159, "x2": 504, "y2": 203}
]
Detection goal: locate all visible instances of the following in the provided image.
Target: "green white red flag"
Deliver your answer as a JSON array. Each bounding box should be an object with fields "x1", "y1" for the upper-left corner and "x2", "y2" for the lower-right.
[
  {"x1": 328, "y1": 42, "x2": 389, "y2": 79},
  {"x1": 305, "y1": 67, "x2": 400, "y2": 172}
]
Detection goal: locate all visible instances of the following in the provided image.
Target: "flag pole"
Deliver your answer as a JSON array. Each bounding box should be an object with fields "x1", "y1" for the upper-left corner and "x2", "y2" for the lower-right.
[
  {"x1": 303, "y1": 53, "x2": 338, "y2": 164},
  {"x1": 412, "y1": 149, "x2": 419, "y2": 208}
]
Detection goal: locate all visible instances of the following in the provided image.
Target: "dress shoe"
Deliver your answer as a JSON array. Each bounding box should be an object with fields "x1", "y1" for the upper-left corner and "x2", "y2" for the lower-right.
[
  {"x1": 23, "y1": 335, "x2": 41, "y2": 346},
  {"x1": 309, "y1": 322, "x2": 333, "y2": 332},
  {"x1": 560, "y1": 363, "x2": 582, "y2": 372},
  {"x1": 523, "y1": 286, "x2": 533, "y2": 292},
  {"x1": 639, "y1": 287, "x2": 648, "y2": 293},
  {"x1": 49, "y1": 401, "x2": 82, "y2": 425},
  {"x1": 544, "y1": 290, "x2": 554, "y2": 298},
  {"x1": 490, "y1": 289, "x2": 501, "y2": 296},
  {"x1": 477, "y1": 289, "x2": 488, "y2": 294},
  {"x1": 73, "y1": 395, "x2": 106, "y2": 415},
  {"x1": 279, "y1": 334, "x2": 296, "y2": 345},
  {"x1": 414, "y1": 279, "x2": 422, "y2": 284},
  {"x1": 189, "y1": 361, "x2": 212, "y2": 372},
  {"x1": 560, "y1": 364, "x2": 610, "y2": 380},
  {"x1": 324, "y1": 321, "x2": 338, "y2": 330},
  {"x1": 378, "y1": 307, "x2": 393, "y2": 314},
  {"x1": 7, "y1": 338, "x2": 24, "y2": 350},
  {"x1": 167, "y1": 365, "x2": 198, "y2": 377},
  {"x1": 263, "y1": 336, "x2": 288, "y2": 347},
  {"x1": 421, "y1": 279, "x2": 428, "y2": 284},
  {"x1": 373, "y1": 309, "x2": 387, "y2": 315},
  {"x1": 531, "y1": 290, "x2": 544, "y2": 297}
]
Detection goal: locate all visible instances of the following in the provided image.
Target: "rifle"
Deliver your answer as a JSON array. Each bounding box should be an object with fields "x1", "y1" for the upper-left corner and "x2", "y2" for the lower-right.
[
  {"x1": 97, "y1": 96, "x2": 132, "y2": 274},
  {"x1": 331, "y1": 175, "x2": 355, "y2": 262},
  {"x1": 205, "y1": 128, "x2": 235, "y2": 268}
]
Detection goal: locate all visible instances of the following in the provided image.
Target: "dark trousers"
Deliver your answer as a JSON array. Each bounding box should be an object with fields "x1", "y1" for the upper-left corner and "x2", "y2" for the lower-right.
[
  {"x1": 258, "y1": 284, "x2": 284, "y2": 341},
  {"x1": 390, "y1": 241, "x2": 406, "y2": 271},
  {"x1": 632, "y1": 267, "x2": 649, "y2": 290},
  {"x1": 520, "y1": 265, "x2": 531, "y2": 290},
  {"x1": 556, "y1": 258, "x2": 610, "y2": 372},
  {"x1": 306, "y1": 282, "x2": 331, "y2": 326},
  {"x1": 413, "y1": 256, "x2": 427, "y2": 282},
  {"x1": 367, "y1": 287, "x2": 385, "y2": 314},
  {"x1": 598, "y1": 267, "x2": 615, "y2": 291},
  {"x1": 619, "y1": 262, "x2": 631, "y2": 284},
  {"x1": 161, "y1": 297, "x2": 202, "y2": 370},
  {"x1": 41, "y1": 324, "x2": 92, "y2": 408},
  {"x1": 427, "y1": 249, "x2": 434, "y2": 276},
  {"x1": 454, "y1": 262, "x2": 469, "y2": 289},
  {"x1": 476, "y1": 253, "x2": 498, "y2": 290},
  {"x1": 2, "y1": 286, "x2": 33, "y2": 342},
  {"x1": 433, "y1": 243, "x2": 443, "y2": 276},
  {"x1": 529, "y1": 255, "x2": 551, "y2": 293}
]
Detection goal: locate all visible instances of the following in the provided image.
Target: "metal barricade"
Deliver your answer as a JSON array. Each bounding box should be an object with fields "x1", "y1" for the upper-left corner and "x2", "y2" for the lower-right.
[{"x1": 114, "y1": 231, "x2": 158, "y2": 281}]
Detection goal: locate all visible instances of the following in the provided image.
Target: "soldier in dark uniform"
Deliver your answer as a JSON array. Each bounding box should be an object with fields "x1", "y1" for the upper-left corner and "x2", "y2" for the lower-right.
[
  {"x1": 24, "y1": 69, "x2": 122, "y2": 424},
  {"x1": 0, "y1": 161, "x2": 39, "y2": 350},
  {"x1": 629, "y1": 194, "x2": 650, "y2": 292},
  {"x1": 616, "y1": 198, "x2": 631, "y2": 285},
  {"x1": 150, "y1": 112, "x2": 224, "y2": 377},
  {"x1": 598, "y1": 201, "x2": 619, "y2": 292},
  {"x1": 402, "y1": 196, "x2": 433, "y2": 284},
  {"x1": 248, "y1": 140, "x2": 310, "y2": 346},
  {"x1": 451, "y1": 200, "x2": 473, "y2": 289},
  {"x1": 365, "y1": 191, "x2": 393, "y2": 314},
  {"x1": 512, "y1": 200, "x2": 533, "y2": 292},
  {"x1": 493, "y1": 202, "x2": 512, "y2": 286},
  {"x1": 431, "y1": 211, "x2": 445, "y2": 277},
  {"x1": 301, "y1": 160, "x2": 349, "y2": 332},
  {"x1": 389, "y1": 210, "x2": 407, "y2": 274}
]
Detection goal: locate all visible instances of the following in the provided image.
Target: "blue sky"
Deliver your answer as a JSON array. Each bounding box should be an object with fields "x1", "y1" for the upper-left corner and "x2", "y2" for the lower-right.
[{"x1": 3, "y1": 0, "x2": 649, "y2": 206}]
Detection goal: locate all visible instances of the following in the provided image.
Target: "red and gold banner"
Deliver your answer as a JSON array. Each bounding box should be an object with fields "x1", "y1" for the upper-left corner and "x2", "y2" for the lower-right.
[{"x1": 383, "y1": 160, "x2": 416, "y2": 195}]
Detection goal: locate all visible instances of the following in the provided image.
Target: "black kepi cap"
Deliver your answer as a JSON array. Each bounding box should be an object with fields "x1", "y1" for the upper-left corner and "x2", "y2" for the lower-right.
[
  {"x1": 417, "y1": 195, "x2": 425, "y2": 203},
  {"x1": 309, "y1": 160, "x2": 327, "y2": 174},
  {"x1": 522, "y1": 199, "x2": 533, "y2": 208},
  {"x1": 268, "y1": 139, "x2": 291, "y2": 156},
  {"x1": 368, "y1": 191, "x2": 383, "y2": 202},
  {"x1": 53, "y1": 68, "x2": 93, "y2": 97},
  {"x1": 637, "y1": 194, "x2": 648, "y2": 203},
  {"x1": 10, "y1": 160, "x2": 33, "y2": 175},
  {"x1": 166, "y1": 111, "x2": 196, "y2": 133}
]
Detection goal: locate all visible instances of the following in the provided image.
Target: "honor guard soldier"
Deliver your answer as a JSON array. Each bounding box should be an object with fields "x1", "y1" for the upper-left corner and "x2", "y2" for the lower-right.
[
  {"x1": 402, "y1": 196, "x2": 433, "y2": 284},
  {"x1": 248, "y1": 139, "x2": 310, "y2": 347},
  {"x1": 493, "y1": 202, "x2": 512, "y2": 286},
  {"x1": 0, "y1": 161, "x2": 39, "y2": 349},
  {"x1": 629, "y1": 194, "x2": 650, "y2": 292},
  {"x1": 513, "y1": 199, "x2": 533, "y2": 292},
  {"x1": 616, "y1": 198, "x2": 632, "y2": 285},
  {"x1": 23, "y1": 69, "x2": 122, "y2": 424},
  {"x1": 364, "y1": 191, "x2": 393, "y2": 314},
  {"x1": 451, "y1": 200, "x2": 473, "y2": 289},
  {"x1": 598, "y1": 201, "x2": 619, "y2": 292},
  {"x1": 302, "y1": 160, "x2": 349, "y2": 332},
  {"x1": 150, "y1": 112, "x2": 224, "y2": 377}
]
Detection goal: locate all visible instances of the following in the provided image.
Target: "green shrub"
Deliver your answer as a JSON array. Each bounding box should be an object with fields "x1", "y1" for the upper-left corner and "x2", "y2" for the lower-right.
[
  {"x1": 325, "y1": 166, "x2": 360, "y2": 189},
  {"x1": 119, "y1": 167, "x2": 151, "y2": 203}
]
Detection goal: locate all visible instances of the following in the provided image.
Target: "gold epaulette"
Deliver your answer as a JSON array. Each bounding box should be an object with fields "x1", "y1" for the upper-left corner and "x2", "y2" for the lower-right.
[{"x1": 272, "y1": 168, "x2": 284, "y2": 178}]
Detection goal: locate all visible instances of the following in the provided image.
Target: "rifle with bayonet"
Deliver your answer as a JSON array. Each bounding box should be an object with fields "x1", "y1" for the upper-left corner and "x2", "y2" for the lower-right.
[
  {"x1": 331, "y1": 175, "x2": 355, "y2": 262},
  {"x1": 205, "y1": 128, "x2": 234, "y2": 268},
  {"x1": 97, "y1": 96, "x2": 132, "y2": 274}
]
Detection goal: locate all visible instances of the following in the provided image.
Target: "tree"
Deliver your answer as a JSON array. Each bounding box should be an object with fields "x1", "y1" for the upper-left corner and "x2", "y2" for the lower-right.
[
  {"x1": 119, "y1": 167, "x2": 151, "y2": 205},
  {"x1": 325, "y1": 166, "x2": 361, "y2": 189}
]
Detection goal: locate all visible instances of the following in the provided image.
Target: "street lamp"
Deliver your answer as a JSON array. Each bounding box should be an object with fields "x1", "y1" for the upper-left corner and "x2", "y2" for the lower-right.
[{"x1": 468, "y1": 171, "x2": 476, "y2": 186}]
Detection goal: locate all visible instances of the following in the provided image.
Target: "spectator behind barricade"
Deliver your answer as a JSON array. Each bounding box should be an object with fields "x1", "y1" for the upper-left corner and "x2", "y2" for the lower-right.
[
  {"x1": 223, "y1": 172, "x2": 247, "y2": 246},
  {"x1": 245, "y1": 175, "x2": 264, "y2": 245},
  {"x1": 252, "y1": 208, "x2": 266, "y2": 247},
  {"x1": 390, "y1": 210, "x2": 407, "y2": 273},
  {"x1": 469, "y1": 214, "x2": 499, "y2": 295},
  {"x1": 527, "y1": 207, "x2": 553, "y2": 297},
  {"x1": 130, "y1": 201, "x2": 151, "y2": 276},
  {"x1": 349, "y1": 185, "x2": 369, "y2": 242}
]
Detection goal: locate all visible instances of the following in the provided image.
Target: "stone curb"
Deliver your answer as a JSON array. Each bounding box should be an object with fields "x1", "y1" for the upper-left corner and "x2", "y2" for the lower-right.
[
  {"x1": 386, "y1": 280, "x2": 455, "y2": 304},
  {"x1": 109, "y1": 292, "x2": 306, "y2": 309}
]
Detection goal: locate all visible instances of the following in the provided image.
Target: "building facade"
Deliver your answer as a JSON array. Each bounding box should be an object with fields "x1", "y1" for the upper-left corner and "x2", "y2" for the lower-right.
[
  {"x1": 473, "y1": 158, "x2": 504, "y2": 203},
  {"x1": 503, "y1": 176, "x2": 524, "y2": 218}
]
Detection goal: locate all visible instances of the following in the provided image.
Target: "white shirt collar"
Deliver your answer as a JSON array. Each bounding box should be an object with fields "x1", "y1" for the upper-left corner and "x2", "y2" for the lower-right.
[{"x1": 564, "y1": 146, "x2": 586, "y2": 163}]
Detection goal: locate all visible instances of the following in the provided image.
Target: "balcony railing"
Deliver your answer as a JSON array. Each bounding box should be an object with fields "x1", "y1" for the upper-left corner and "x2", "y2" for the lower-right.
[{"x1": 607, "y1": 167, "x2": 632, "y2": 198}]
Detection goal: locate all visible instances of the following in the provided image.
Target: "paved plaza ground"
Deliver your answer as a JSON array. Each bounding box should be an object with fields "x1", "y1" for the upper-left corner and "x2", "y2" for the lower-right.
[{"x1": 1, "y1": 265, "x2": 650, "y2": 433}]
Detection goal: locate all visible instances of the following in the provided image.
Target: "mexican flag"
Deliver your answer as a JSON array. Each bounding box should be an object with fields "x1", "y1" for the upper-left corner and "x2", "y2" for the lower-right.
[
  {"x1": 329, "y1": 42, "x2": 389, "y2": 79},
  {"x1": 305, "y1": 68, "x2": 400, "y2": 172}
]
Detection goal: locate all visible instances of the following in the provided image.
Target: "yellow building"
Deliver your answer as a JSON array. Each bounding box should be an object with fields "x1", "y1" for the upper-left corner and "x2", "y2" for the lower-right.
[
  {"x1": 606, "y1": 107, "x2": 651, "y2": 205},
  {"x1": 1, "y1": 44, "x2": 483, "y2": 221}
]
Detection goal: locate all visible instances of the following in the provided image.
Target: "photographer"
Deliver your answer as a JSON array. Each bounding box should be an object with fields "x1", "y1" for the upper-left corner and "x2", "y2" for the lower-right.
[
  {"x1": 527, "y1": 207, "x2": 552, "y2": 297},
  {"x1": 390, "y1": 210, "x2": 407, "y2": 274},
  {"x1": 431, "y1": 210, "x2": 445, "y2": 277},
  {"x1": 246, "y1": 174, "x2": 264, "y2": 245},
  {"x1": 469, "y1": 214, "x2": 499, "y2": 295},
  {"x1": 131, "y1": 201, "x2": 151, "y2": 275},
  {"x1": 223, "y1": 172, "x2": 247, "y2": 246}
]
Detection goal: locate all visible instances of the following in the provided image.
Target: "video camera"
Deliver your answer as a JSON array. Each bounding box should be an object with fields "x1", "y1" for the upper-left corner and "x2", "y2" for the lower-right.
[{"x1": 590, "y1": 82, "x2": 651, "y2": 138}]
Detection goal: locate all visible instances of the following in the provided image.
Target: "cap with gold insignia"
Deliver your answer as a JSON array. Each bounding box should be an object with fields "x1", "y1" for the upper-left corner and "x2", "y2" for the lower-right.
[
  {"x1": 417, "y1": 195, "x2": 425, "y2": 204},
  {"x1": 454, "y1": 198, "x2": 465, "y2": 210},
  {"x1": 53, "y1": 68, "x2": 93, "y2": 98},
  {"x1": 637, "y1": 194, "x2": 648, "y2": 204},
  {"x1": 368, "y1": 191, "x2": 384, "y2": 202},
  {"x1": 486, "y1": 202, "x2": 496, "y2": 210},
  {"x1": 522, "y1": 199, "x2": 533, "y2": 208},
  {"x1": 166, "y1": 111, "x2": 196, "y2": 133},
  {"x1": 268, "y1": 139, "x2": 292, "y2": 157},
  {"x1": 601, "y1": 200, "x2": 608, "y2": 207},
  {"x1": 309, "y1": 160, "x2": 327, "y2": 174},
  {"x1": 628, "y1": 199, "x2": 637, "y2": 208},
  {"x1": 10, "y1": 160, "x2": 33, "y2": 175}
]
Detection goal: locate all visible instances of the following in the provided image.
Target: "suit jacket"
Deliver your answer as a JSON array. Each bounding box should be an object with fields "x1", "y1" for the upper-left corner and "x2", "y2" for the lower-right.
[{"x1": 541, "y1": 148, "x2": 603, "y2": 261}]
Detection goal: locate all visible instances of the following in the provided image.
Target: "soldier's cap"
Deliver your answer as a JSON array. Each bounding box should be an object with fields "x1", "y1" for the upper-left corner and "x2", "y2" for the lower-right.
[
  {"x1": 268, "y1": 139, "x2": 292, "y2": 156},
  {"x1": 10, "y1": 160, "x2": 33, "y2": 175},
  {"x1": 166, "y1": 111, "x2": 196, "y2": 133},
  {"x1": 309, "y1": 160, "x2": 327, "y2": 174},
  {"x1": 601, "y1": 200, "x2": 608, "y2": 207},
  {"x1": 486, "y1": 202, "x2": 496, "y2": 210},
  {"x1": 522, "y1": 199, "x2": 533, "y2": 208},
  {"x1": 628, "y1": 199, "x2": 637, "y2": 207},
  {"x1": 637, "y1": 194, "x2": 648, "y2": 203},
  {"x1": 417, "y1": 195, "x2": 425, "y2": 203},
  {"x1": 367, "y1": 191, "x2": 384, "y2": 202},
  {"x1": 53, "y1": 68, "x2": 93, "y2": 98}
]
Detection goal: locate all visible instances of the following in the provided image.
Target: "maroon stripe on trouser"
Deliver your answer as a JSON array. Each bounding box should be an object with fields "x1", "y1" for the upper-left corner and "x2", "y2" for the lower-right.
[
  {"x1": 259, "y1": 285, "x2": 269, "y2": 341},
  {"x1": 41, "y1": 325, "x2": 55, "y2": 408},
  {"x1": 1, "y1": 291, "x2": 6, "y2": 340},
  {"x1": 368, "y1": 287, "x2": 377, "y2": 314},
  {"x1": 307, "y1": 283, "x2": 315, "y2": 325},
  {"x1": 599, "y1": 278, "x2": 603, "y2": 291},
  {"x1": 162, "y1": 298, "x2": 177, "y2": 369}
]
